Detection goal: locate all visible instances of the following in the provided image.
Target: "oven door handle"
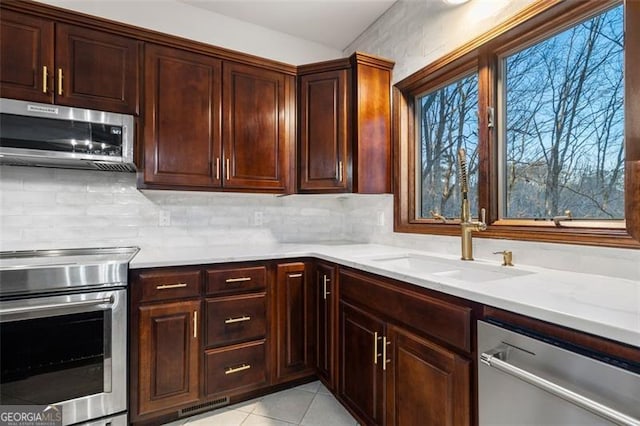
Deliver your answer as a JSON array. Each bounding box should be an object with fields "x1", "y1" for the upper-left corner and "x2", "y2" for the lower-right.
[
  {"x1": 0, "y1": 296, "x2": 114, "y2": 316},
  {"x1": 481, "y1": 350, "x2": 640, "y2": 426}
]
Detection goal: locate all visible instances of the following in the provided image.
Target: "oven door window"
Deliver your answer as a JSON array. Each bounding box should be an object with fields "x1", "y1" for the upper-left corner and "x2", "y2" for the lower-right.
[{"x1": 0, "y1": 310, "x2": 110, "y2": 404}]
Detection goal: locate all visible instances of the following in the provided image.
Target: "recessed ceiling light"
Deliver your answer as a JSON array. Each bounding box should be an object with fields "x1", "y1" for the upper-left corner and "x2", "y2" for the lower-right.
[{"x1": 443, "y1": 0, "x2": 470, "y2": 5}]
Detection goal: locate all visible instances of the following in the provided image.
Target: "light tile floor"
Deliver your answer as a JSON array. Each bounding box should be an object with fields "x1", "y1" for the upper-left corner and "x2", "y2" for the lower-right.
[{"x1": 163, "y1": 381, "x2": 358, "y2": 426}]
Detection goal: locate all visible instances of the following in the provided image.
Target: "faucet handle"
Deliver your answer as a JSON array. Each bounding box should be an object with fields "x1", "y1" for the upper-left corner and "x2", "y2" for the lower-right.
[
  {"x1": 478, "y1": 208, "x2": 487, "y2": 230},
  {"x1": 429, "y1": 210, "x2": 447, "y2": 223}
]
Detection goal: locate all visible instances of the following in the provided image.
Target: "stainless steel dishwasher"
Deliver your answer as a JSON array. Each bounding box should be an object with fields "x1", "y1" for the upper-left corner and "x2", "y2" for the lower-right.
[{"x1": 478, "y1": 319, "x2": 640, "y2": 425}]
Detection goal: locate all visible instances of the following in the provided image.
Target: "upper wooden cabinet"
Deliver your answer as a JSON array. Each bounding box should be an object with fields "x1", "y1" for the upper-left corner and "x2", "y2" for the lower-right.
[
  {"x1": 298, "y1": 53, "x2": 394, "y2": 193},
  {"x1": 223, "y1": 62, "x2": 293, "y2": 192},
  {"x1": 0, "y1": 10, "x2": 53, "y2": 104},
  {"x1": 0, "y1": 10, "x2": 139, "y2": 114},
  {"x1": 299, "y1": 69, "x2": 349, "y2": 192},
  {"x1": 54, "y1": 24, "x2": 139, "y2": 114},
  {"x1": 142, "y1": 55, "x2": 293, "y2": 193},
  {"x1": 143, "y1": 43, "x2": 222, "y2": 188}
]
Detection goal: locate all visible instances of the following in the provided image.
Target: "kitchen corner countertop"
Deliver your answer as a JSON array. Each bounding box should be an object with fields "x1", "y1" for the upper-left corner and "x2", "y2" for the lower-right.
[{"x1": 131, "y1": 242, "x2": 640, "y2": 348}]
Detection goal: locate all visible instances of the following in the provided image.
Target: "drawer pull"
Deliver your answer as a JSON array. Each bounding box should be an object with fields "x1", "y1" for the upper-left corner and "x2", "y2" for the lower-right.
[
  {"x1": 225, "y1": 363, "x2": 251, "y2": 375},
  {"x1": 156, "y1": 283, "x2": 188, "y2": 290},
  {"x1": 225, "y1": 277, "x2": 252, "y2": 283},
  {"x1": 289, "y1": 273, "x2": 303, "y2": 278},
  {"x1": 224, "y1": 315, "x2": 251, "y2": 324}
]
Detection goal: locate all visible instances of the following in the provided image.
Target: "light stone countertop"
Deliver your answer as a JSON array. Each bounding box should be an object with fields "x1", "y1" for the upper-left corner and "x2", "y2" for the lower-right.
[{"x1": 130, "y1": 242, "x2": 640, "y2": 348}]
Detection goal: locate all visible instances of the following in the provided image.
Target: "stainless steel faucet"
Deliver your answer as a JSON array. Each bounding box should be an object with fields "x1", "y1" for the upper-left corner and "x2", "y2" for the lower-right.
[{"x1": 458, "y1": 149, "x2": 486, "y2": 260}]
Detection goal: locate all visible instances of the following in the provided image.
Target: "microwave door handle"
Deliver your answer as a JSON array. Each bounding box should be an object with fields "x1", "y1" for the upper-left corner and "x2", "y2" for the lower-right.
[
  {"x1": 481, "y1": 351, "x2": 640, "y2": 426},
  {"x1": 0, "y1": 296, "x2": 114, "y2": 316}
]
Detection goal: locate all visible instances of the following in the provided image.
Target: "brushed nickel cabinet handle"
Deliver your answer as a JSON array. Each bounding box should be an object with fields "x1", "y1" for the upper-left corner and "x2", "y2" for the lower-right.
[
  {"x1": 57, "y1": 68, "x2": 63, "y2": 96},
  {"x1": 225, "y1": 363, "x2": 251, "y2": 375},
  {"x1": 322, "y1": 275, "x2": 331, "y2": 300},
  {"x1": 193, "y1": 310, "x2": 198, "y2": 339},
  {"x1": 42, "y1": 66, "x2": 48, "y2": 93},
  {"x1": 225, "y1": 315, "x2": 251, "y2": 324},
  {"x1": 156, "y1": 283, "x2": 188, "y2": 290},
  {"x1": 339, "y1": 161, "x2": 344, "y2": 182},
  {"x1": 289, "y1": 273, "x2": 303, "y2": 278},
  {"x1": 383, "y1": 336, "x2": 391, "y2": 371},
  {"x1": 215, "y1": 157, "x2": 220, "y2": 180},
  {"x1": 226, "y1": 158, "x2": 230, "y2": 181},
  {"x1": 225, "y1": 277, "x2": 251, "y2": 283}
]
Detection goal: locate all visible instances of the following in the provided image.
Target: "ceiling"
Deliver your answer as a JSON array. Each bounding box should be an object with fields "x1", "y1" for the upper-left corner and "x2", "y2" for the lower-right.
[{"x1": 180, "y1": 0, "x2": 397, "y2": 50}]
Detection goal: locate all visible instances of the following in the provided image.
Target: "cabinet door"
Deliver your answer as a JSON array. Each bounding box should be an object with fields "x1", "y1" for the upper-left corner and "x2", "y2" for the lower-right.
[
  {"x1": 274, "y1": 262, "x2": 314, "y2": 381},
  {"x1": 352, "y1": 56, "x2": 393, "y2": 194},
  {"x1": 315, "y1": 262, "x2": 335, "y2": 388},
  {"x1": 143, "y1": 44, "x2": 222, "y2": 188},
  {"x1": 223, "y1": 62, "x2": 291, "y2": 192},
  {"x1": 138, "y1": 300, "x2": 200, "y2": 416},
  {"x1": 299, "y1": 70, "x2": 349, "y2": 192},
  {"x1": 0, "y1": 10, "x2": 53, "y2": 103},
  {"x1": 385, "y1": 325, "x2": 470, "y2": 426},
  {"x1": 339, "y1": 301, "x2": 385, "y2": 425},
  {"x1": 55, "y1": 24, "x2": 139, "y2": 114}
]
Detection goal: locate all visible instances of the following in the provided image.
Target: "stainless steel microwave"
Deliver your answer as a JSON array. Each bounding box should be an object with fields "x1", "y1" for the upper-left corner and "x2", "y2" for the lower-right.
[{"x1": 0, "y1": 98, "x2": 135, "y2": 172}]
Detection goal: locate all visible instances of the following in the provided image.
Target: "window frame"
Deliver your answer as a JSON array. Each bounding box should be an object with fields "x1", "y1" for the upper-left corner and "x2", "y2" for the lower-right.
[{"x1": 394, "y1": 0, "x2": 640, "y2": 248}]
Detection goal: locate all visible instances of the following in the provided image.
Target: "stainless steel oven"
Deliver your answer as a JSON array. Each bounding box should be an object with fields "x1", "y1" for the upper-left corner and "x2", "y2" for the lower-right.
[{"x1": 0, "y1": 247, "x2": 138, "y2": 426}]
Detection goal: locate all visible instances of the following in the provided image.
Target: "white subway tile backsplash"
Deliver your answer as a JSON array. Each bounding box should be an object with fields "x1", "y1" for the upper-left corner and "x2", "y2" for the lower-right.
[{"x1": 1, "y1": 165, "x2": 638, "y2": 281}]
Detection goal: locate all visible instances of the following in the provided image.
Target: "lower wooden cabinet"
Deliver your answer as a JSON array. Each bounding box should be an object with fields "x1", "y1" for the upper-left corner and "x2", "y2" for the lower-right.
[
  {"x1": 130, "y1": 260, "x2": 314, "y2": 424},
  {"x1": 315, "y1": 262, "x2": 336, "y2": 389},
  {"x1": 137, "y1": 300, "x2": 200, "y2": 416},
  {"x1": 339, "y1": 301, "x2": 385, "y2": 425},
  {"x1": 274, "y1": 262, "x2": 315, "y2": 382},
  {"x1": 130, "y1": 260, "x2": 474, "y2": 425},
  {"x1": 205, "y1": 339, "x2": 267, "y2": 397},
  {"x1": 385, "y1": 324, "x2": 470, "y2": 426},
  {"x1": 338, "y1": 268, "x2": 474, "y2": 426}
]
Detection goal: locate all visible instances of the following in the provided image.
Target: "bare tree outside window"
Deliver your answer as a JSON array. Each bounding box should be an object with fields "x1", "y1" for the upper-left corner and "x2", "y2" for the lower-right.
[
  {"x1": 503, "y1": 5, "x2": 624, "y2": 219},
  {"x1": 417, "y1": 73, "x2": 478, "y2": 219}
]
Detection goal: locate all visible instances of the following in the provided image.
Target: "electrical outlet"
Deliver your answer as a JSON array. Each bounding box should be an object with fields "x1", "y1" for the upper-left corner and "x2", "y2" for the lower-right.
[
  {"x1": 254, "y1": 211, "x2": 264, "y2": 226},
  {"x1": 159, "y1": 210, "x2": 171, "y2": 226},
  {"x1": 377, "y1": 211, "x2": 385, "y2": 226}
]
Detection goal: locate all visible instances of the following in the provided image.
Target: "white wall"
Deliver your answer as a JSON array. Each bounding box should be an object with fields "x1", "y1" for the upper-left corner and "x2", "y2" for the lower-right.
[
  {"x1": 345, "y1": 0, "x2": 538, "y2": 83},
  {"x1": 35, "y1": 0, "x2": 342, "y2": 64}
]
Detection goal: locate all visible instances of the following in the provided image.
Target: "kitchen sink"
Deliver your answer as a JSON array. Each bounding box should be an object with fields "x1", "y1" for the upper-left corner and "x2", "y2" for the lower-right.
[
  {"x1": 432, "y1": 266, "x2": 532, "y2": 282},
  {"x1": 369, "y1": 253, "x2": 534, "y2": 282},
  {"x1": 370, "y1": 253, "x2": 459, "y2": 274}
]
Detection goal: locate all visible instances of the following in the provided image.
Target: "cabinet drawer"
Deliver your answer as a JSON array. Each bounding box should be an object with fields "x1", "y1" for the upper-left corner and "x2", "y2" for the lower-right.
[
  {"x1": 206, "y1": 266, "x2": 266, "y2": 295},
  {"x1": 340, "y1": 269, "x2": 472, "y2": 352},
  {"x1": 136, "y1": 269, "x2": 201, "y2": 303},
  {"x1": 205, "y1": 340, "x2": 266, "y2": 396},
  {"x1": 206, "y1": 293, "x2": 266, "y2": 348}
]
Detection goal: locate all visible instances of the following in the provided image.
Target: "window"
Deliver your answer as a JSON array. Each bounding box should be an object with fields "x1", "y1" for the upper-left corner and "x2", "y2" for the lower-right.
[
  {"x1": 395, "y1": 0, "x2": 640, "y2": 247},
  {"x1": 500, "y1": 5, "x2": 624, "y2": 220},
  {"x1": 416, "y1": 72, "x2": 478, "y2": 219}
]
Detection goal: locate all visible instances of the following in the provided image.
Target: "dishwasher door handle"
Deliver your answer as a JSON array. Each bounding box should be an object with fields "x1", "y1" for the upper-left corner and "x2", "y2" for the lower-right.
[{"x1": 481, "y1": 351, "x2": 640, "y2": 426}]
